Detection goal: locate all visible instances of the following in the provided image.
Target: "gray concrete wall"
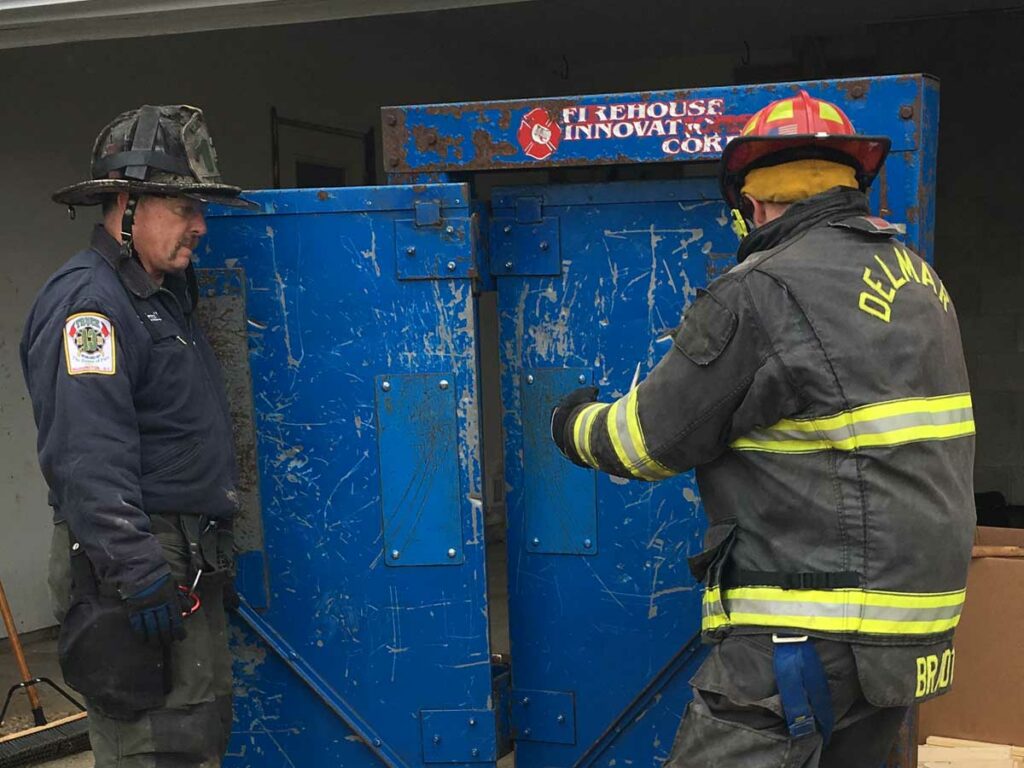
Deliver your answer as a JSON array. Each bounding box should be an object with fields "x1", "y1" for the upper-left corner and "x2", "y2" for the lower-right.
[{"x1": 1, "y1": 3, "x2": 1020, "y2": 634}]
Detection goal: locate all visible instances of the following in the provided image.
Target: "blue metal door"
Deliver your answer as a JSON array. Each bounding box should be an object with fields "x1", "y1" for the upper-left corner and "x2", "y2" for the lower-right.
[
  {"x1": 201, "y1": 184, "x2": 497, "y2": 768},
  {"x1": 493, "y1": 179, "x2": 734, "y2": 768}
]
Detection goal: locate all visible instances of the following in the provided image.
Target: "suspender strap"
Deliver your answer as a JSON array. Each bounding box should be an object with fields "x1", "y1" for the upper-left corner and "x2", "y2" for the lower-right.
[{"x1": 772, "y1": 635, "x2": 835, "y2": 745}]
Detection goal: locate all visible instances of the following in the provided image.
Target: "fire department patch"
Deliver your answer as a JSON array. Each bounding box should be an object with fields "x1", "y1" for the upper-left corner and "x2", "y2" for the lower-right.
[{"x1": 64, "y1": 313, "x2": 115, "y2": 375}]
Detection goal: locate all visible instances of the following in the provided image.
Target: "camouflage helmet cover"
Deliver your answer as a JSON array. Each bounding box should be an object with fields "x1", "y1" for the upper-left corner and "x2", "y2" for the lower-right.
[{"x1": 52, "y1": 104, "x2": 256, "y2": 209}]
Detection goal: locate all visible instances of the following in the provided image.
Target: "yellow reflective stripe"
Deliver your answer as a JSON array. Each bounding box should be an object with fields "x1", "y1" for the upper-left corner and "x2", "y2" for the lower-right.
[
  {"x1": 767, "y1": 100, "x2": 794, "y2": 122},
  {"x1": 724, "y1": 586, "x2": 966, "y2": 609},
  {"x1": 731, "y1": 393, "x2": 975, "y2": 454},
  {"x1": 624, "y1": 389, "x2": 674, "y2": 480},
  {"x1": 723, "y1": 612, "x2": 960, "y2": 635},
  {"x1": 732, "y1": 421, "x2": 976, "y2": 454},
  {"x1": 700, "y1": 586, "x2": 965, "y2": 636},
  {"x1": 776, "y1": 394, "x2": 973, "y2": 434},
  {"x1": 572, "y1": 403, "x2": 606, "y2": 468}
]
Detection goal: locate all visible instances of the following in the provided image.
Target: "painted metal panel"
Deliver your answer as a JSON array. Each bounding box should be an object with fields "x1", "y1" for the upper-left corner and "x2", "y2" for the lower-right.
[
  {"x1": 376, "y1": 372, "x2": 464, "y2": 567},
  {"x1": 497, "y1": 179, "x2": 721, "y2": 768},
  {"x1": 520, "y1": 367, "x2": 596, "y2": 556},
  {"x1": 382, "y1": 75, "x2": 926, "y2": 174},
  {"x1": 202, "y1": 184, "x2": 493, "y2": 768}
]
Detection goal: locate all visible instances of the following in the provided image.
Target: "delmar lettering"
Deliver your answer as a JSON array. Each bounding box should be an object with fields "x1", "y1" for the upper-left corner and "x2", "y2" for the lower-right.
[{"x1": 858, "y1": 246, "x2": 952, "y2": 323}]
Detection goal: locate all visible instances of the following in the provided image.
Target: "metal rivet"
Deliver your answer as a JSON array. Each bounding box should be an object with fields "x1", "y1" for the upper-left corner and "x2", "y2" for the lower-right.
[
  {"x1": 391, "y1": 549, "x2": 400, "y2": 560},
  {"x1": 468, "y1": 718, "x2": 476, "y2": 726},
  {"x1": 850, "y1": 84, "x2": 866, "y2": 100},
  {"x1": 427, "y1": 133, "x2": 438, "y2": 145},
  {"x1": 381, "y1": 381, "x2": 391, "y2": 392},
  {"x1": 406, "y1": 245, "x2": 416, "y2": 256},
  {"x1": 583, "y1": 539, "x2": 592, "y2": 549},
  {"x1": 539, "y1": 241, "x2": 549, "y2": 251},
  {"x1": 471, "y1": 748, "x2": 480, "y2": 758},
  {"x1": 389, "y1": 156, "x2": 400, "y2": 167},
  {"x1": 526, "y1": 374, "x2": 535, "y2": 385},
  {"x1": 557, "y1": 714, "x2": 565, "y2": 724},
  {"x1": 521, "y1": 697, "x2": 530, "y2": 706},
  {"x1": 432, "y1": 735, "x2": 441, "y2": 745},
  {"x1": 504, "y1": 261, "x2": 513, "y2": 270},
  {"x1": 531, "y1": 538, "x2": 540, "y2": 547},
  {"x1": 288, "y1": 650, "x2": 299, "y2": 659},
  {"x1": 899, "y1": 104, "x2": 914, "y2": 120},
  {"x1": 445, "y1": 225, "x2": 455, "y2": 234},
  {"x1": 72, "y1": 542, "x2": 80, "y2": 551},
  {"x1": 523, "y1": 728, "x2": 532, "y2": 737},
  {"x1": 578, "y1": 374, "x2": 587, "y2": 384},
  {"x1": 448, "y1": 548, "x2": 457, "y2": 558},
  {"x1": 503, "y1": 225, "x2": 512, "y2": 234},
  {"x1": 447, "y1": 261, "x2": 457, "y2": 272},
  {"x1": 439, "y1": 379, "x2": 450, "y2": 390},
  {"x1": 374, "y1": 739, "x2": 382, "y2": 747},
  {"x1": 386, "y1": 114, "x2": 397, "y2": 126}
]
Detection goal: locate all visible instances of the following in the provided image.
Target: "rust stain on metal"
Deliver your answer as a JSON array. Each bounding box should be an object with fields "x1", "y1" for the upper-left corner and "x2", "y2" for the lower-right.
[
  {"x1": 472, "y1": 129, "x2": 517, "y2": 165},
  {"x1": 380, "y1": 107, "x2": 409, "y2": 171},
  {"x1": 846, "y1": 81, "x2": 870, "y2": 100},
  {"x1": 412, "y1": 125, "x2": 465, "y2": 160},
  {"x1": 498, "y1": 109, "x2": 511, "y2": 130},
  {"x1": 317, "y1": 190, "x2": 329, "y2": 201}
]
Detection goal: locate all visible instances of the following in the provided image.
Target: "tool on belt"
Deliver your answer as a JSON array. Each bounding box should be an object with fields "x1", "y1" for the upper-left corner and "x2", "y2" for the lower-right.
[{"x1": 772, "y1": 634, "x2": 835, "y2": 744}]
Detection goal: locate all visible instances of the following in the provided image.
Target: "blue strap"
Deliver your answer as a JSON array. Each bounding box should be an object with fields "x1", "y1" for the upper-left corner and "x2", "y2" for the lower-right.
[{"x1": 772, "y1": 639, "x2": 835, "y2": 744}]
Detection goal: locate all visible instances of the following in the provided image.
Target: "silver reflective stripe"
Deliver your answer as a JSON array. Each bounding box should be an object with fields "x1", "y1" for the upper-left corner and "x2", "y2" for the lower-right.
[{"x1": 724, "y1": 599, "x2": 963, "y2": 622}]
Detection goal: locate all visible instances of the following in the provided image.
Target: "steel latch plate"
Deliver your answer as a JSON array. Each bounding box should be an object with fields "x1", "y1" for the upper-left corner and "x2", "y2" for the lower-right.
[
  {"x1": 376, "y1": 373, "x2": 464, "y2": 566},
  {"x1": 521, "y1": 368, "x2": 597, "y2": 555},
  {"x1": 420, "y1": 709, "x2": 497, "y2": 763},
  {"x1": 510, "y1": 689, "x2": 576, "y2": 744},
  {"x1": 395, "y1": 217, "x2": 473, "y2": 279},
  {"x1": 489, "y1": 215, "x2": 561, "y2": 277}
]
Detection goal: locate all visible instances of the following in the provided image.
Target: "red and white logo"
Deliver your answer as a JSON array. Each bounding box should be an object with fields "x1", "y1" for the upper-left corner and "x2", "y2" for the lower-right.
[{"x1": 517, "y1": 107, "x2": 562, "y2": 160}]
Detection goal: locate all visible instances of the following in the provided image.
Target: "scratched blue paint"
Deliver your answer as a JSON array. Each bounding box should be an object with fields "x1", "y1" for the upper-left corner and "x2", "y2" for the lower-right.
[
  {"x1": 497, "y1": 179, "x2": 723, "y2": 768},
  {"x1": 376, "y1": 373, "x2": 464, "y2": 567},
  {"x1": 201, "y1": 184, "x2": 493, "y2": 768}
]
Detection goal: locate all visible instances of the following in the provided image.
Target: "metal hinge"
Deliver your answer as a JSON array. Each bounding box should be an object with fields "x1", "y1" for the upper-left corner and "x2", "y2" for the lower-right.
[
  {"x1": 394, "y1": 199, "x2": 475, "y2": 280},
  {"x1": 420, "y1": 708, "x2": 497, "y2": 763},
  {"x1": 490, "y1": 196, "x2": 561, "y2": 277},
  {"x1": 509, "y1": 689, "x2": 576, "y2": 744}
]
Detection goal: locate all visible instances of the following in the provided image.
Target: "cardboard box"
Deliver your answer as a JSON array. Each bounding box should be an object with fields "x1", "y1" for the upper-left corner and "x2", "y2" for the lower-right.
[{"x1": 919, "y1": 526, "x2": 1024, "y2": 745}]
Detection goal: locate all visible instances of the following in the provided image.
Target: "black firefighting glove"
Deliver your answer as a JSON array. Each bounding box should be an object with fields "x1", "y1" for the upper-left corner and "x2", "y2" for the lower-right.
[
  {"x1": 550, "y1": 386, "x2": 599, "y2": 467},
  {"x1": 125, "y1": 573, "x2": 187, "y2": 645}
]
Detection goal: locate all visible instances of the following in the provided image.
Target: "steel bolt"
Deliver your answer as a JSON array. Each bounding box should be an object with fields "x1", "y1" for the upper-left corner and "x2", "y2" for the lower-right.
[
  {"x1": 471, "y1": 748, "x2": 480, "y2": 758},
  {"x1": 448, "y1": 548, "x2": 457, "y2": 559},
  {"x1": 406, "y1": 245, "x2": 416, "y2": 256},
  {"x1": 427, "y1": 133, "x2": 438, "y2": 146},
  {"x1": 521, "y1": 697, "x2": 530, "y2": 706},
  {"x1": 526, "y1": 374, "x2": 535, "y2": 385},
  {"x1": 446, "y1": 225, "x2": 455, "y2": 234},
  {"x1": 583, "y1": 539, "x2": 593, "y2": 549},
  {"x1": 532, "y1": 538, "x2": 540, "y2": 547},
  {"x1": 899, "y1": 104, "x2": 914, "y2": 120},
  {"x1": 386, "y1": 114, "x2": 398, "y2": 127},
  {"x1": 381, "y1": 381, "x2": 391, "y2": 392},
  {"x1": 504, "y1": 261, "x2": 513, "y2": 270},
  {"x1": 374, "y1": 739, "x2": 382, "y2": 747},
  {"x1": 578, "y1": 374, "x2": 587, "y2": 384},
  {"x1": 557, "y1": 714, "x2": 565, "y2": 724},
  {"x1": 389, "y1": 156, "x2": 400, "y2": 167},
  {"x1": 468, "y1": 718, "x2": 476, "y2": 726},
  {"x1": 447, "y1": 261, "x2": 457, "y2": 272},
  {"x1": 439, "y1": 379, "x2": 450, "y2": 390},
  {"x1": 390, "y1": 549, "x2": 400, "y2": 560},
  {"x1": 539, "y1": 241, "x2": 549, "y2": 251},
  {"x1": 503, "y1": 225, "x2": 512, "y2": 234},
  {"x1": 849, "y1": 84, "x2": 867, "y2": 100},
  {"x1": 523, "y1": 728, "x2": 532, "y2": 737},
  {"x1": 433, "y1": 735, "x2": 441, "y2": 745}
]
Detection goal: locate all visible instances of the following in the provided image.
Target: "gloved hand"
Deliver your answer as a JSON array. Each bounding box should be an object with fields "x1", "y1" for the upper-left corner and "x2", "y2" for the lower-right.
[
  {"x1": 125, "y1": 574, "x2": 187, "y2": 645},
  {"x1": 550, "y1": 386, "x2": 599, "y2": 462}
]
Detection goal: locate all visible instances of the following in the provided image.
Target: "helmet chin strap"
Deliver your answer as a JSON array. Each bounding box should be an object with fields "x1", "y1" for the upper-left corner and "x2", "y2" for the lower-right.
[{"x1": 119, "y1": 194, "x2": 140, "y2": 260}]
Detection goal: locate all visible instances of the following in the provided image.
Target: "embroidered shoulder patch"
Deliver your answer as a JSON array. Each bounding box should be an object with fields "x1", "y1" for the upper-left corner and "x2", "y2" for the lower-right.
[{"x1": 64, "y1": 313, "x2": 116, "y2": 375}]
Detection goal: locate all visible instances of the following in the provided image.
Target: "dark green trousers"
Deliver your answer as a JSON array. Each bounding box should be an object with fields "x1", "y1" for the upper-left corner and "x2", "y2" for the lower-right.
[{"x1": 50, "y1": 520, "x2": 234, "y2": 768}]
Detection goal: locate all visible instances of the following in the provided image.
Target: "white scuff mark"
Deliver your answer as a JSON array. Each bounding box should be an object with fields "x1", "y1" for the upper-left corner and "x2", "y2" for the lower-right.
[
  {"x1": 388, "y1": 585, "x2": 403, "y2": 683},
  {"x1": 266, "y1": 225, "x2": 304, "y2": 369},
  {"x1": 321, "y1": 451, "x2": 369, "y2": 526},
  {"x1": 360, "y1": 229, "x2": 381, "y2": 278},
  {"x1": 467, "y1": 495, "x2": 483, "y2": 545},
  {"x1": 683, "y1": 487, "x2": 699, "y2": 504},
  {"x1": 451, "y1": 659, "x2": 490, "y2": 669},
  {"x1": 583, "y1": 559, "x2": 627, "y2": 611}
]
